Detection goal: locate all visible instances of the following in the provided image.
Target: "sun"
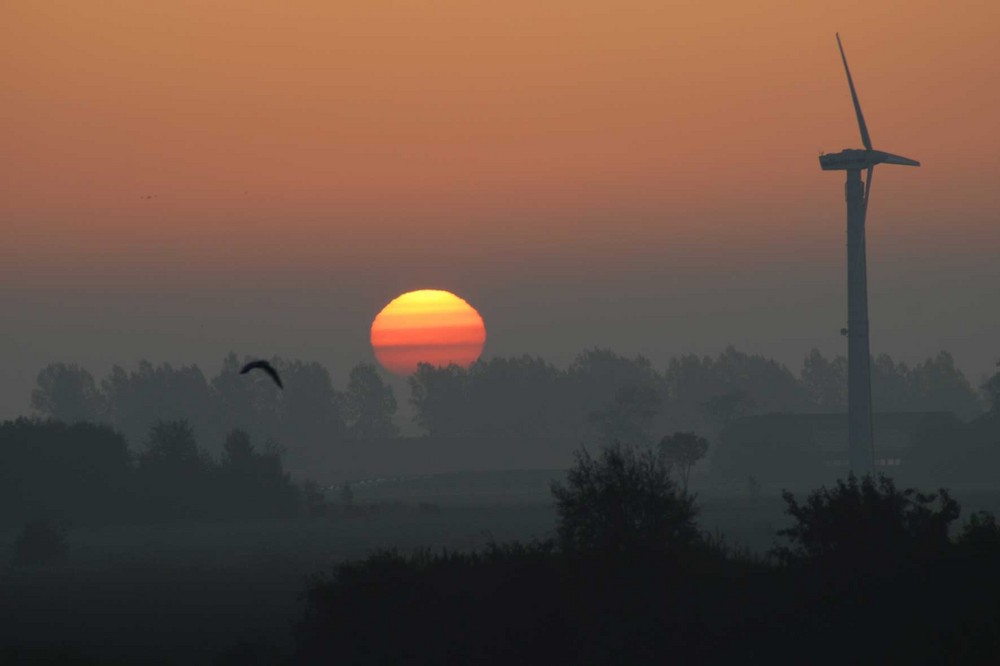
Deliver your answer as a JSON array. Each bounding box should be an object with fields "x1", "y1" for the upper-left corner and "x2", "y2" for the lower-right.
[{"x1": 370, "y1": 290, "x2": 487, "y2": 376}]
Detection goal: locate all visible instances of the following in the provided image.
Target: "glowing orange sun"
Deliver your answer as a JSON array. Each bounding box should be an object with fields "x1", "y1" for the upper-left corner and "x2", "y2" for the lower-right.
[{"x1": 370, "y1": 290, "x2": 487, "y2": 376}]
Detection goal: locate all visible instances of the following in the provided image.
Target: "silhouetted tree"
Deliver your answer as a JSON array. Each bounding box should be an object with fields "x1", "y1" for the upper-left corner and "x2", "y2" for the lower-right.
[
  {"x1": 550, "y1": 442, "x2": 698, "y2": 555},
  {"x1": 870, "y1": 352, "x2": 912, "y2": 410},
  {"x1": 981, "y1": 361, "x2": 1000, "y2": 415},
  {"x1": 872, "y1": 351, "x2": 981, "y2": 419},
  {"x1": 344, "y1": 362, "x2": 397, "y2": 439},
  {"x1": 664, "y1": 346, "x2": 807, "y2": 432},
  {"x1": 0, "y1": 418, "x2": 132, "y2": 524},
  {"x1": 139, "y1": 419, "x2": 207, "y2": 472},
  {"x1": 273, "y1": 358, "x2": 345, "y2": 449},
  {"x1": 102, "y1": 361, "x2": 213, "y2": 447},
  {"x1": 589, "y1": 385, "x2": 661, "y2": 447},
  {"x1": 773, "y1": 474, "x2": 959, "y2": 571},
  {"x1": 463, "y1": 356, "x2": 566, "y2": 438},
  {"x1": 211, "y1": 352, "x2": 282, "y2": 443},
  {"x1": 136, "y1": 419, "x2": 212, "y2": 519},
  {"x1": 221, "y1": 428, "x2": 255, "y2": 470},
  {"x1": 569, "y1": 349, "x2": 659, "y2": 416},
  {"x1": 800, "y1": 349, "x2": 847, "y2": 410},
  {"x1": 409, "y1": 363, "x2": 470, "y2": 436},
  {"x1": 657, "y1": 432, "x2": 709, "y2": 492},
  {"x1": 218, "y1": 428, "x2": 298, "y2": 518},
  {"x1": 31, "y1": 363, "x2": 106, "y2": 423},
  {"x1": 956, "y1": 511, "x2": 1000, "y2": 557},
  {"x1": 909, "y1": 351, "x2": 982, "y2": 419}
]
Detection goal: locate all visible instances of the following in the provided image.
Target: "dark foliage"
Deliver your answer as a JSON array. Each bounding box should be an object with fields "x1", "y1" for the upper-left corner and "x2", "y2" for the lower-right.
[
  {"x1": 295, "y1": 473, "x2": 1000, "y2": 665},
  {"x1": 664, "y1": 346, "x2": 809, "y2": 433},
  {"x1": 982, "y1": 362, "x2": 1000, "y2": 415},
  {"x1": 550, "y1": 442, "x2": 698, "y2": 555},
  {"x1": 29, "y1": 347, "x2": 988, "y2": 479},
  {"x1": 31, "y1": 363, "x2": 106, "y2": 424},
  {"x1": 102, "y1": 361, "x2": 214, "y2": 450},
  {"x1": 0, "y1": 418, "x2": 300, "y2": 526},
  {"x1": 0, "y1": 419, "x2": 131, "y2": 524},
  {"x1": 657, "y1": 431, "x2": 709, "y2": 492},
  {"x1": 588, "y1": 384, "x2": 660, "y2": 447},
  {"x1": 773, "y1": 474, "x2": 959, "y2": 571},
  {"x1": 956, "y1": 510, "x2": 1000, "y2": 556},
  {"x1": 216, "y1": 429, "x2": 300, "y2": 519},
  {"x1": 343, "y1": 362, "x2": 397, "y2": 439}
]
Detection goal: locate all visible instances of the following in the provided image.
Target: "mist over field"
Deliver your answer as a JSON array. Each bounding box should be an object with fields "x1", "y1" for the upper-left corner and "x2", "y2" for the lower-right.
[{"x1": 3, "y1": 345, "x2": 1000, "y2": 662}]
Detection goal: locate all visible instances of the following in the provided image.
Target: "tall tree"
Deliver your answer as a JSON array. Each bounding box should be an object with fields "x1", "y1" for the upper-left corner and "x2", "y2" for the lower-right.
[
  {"x1": 872, "y1": 351, "x2": 982, "y2": 419},
  {"x1": 982, "y1": 362, "x2": 1000, "y2": 415},
  {"x1": 664, "y1": 346, "x2": 808, "y2": 431},
  {"x1": 210, "y1": 352, "x2": 282, "y2": 443},
  {"x1": 909, "y1": 351, "x2": 982, "y2": 419},
  {"x1": 464, "y1": 356, "x2": 566, "y2": 438},
  {"x1": 102, "y1": 361, "x2": 212, "y2": 446},
  {"x1": 274, "y1": 357, "x2": 346, "y2": 449},
  {"x1": 589, "y1": 385, "x2": 661, "y2": 448},
  {"x1": 139, "y1": 419, "x2": 208, "y2": 473},
  {"x1": 344, "y1": 362, "x2": 398, "y2": 439},
  {"x1": 569, "y1": 348, "x2": 663, "y2": 441},
  {"x1": 657, "y1": 432, "x2": 709, "y2": 493},
  {"x1": 31, "y1": 363, "x2": 106, "y2": 423},
  {"x1": 136, "y1": 419, "x2": 213, "y2": 520},
  {"x1": 800, "y1": 349, "x2": 847, "y2": 410},
  {"x1": 409, "y1": 363, "x2": 471, "y2": 437}
]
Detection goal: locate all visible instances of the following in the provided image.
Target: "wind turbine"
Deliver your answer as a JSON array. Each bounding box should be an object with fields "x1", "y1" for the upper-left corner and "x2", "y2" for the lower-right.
[{"x1": 819, "y1": 34, "x2": 919, "y2": 475}]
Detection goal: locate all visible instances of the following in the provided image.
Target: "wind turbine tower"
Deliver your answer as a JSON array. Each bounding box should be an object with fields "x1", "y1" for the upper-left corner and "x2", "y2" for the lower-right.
[{"x1": 819, "y1": 34, "x2": 919, "y2": 475}]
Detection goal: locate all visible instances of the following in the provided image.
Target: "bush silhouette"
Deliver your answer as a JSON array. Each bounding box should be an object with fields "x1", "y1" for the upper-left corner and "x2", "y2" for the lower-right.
[
  {"x1": 550, "y1": 442, "x2": 698, "y2": 556},
  {"x1": 773, "y1": 474, "x2": 959, "y2": 572}
]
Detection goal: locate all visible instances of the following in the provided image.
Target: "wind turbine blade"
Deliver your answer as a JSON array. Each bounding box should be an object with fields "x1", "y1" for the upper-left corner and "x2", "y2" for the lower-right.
[
  {"x1": 836, "y1": 33, "x2": 873, "y2": 151},
  {"x1": 863, "y1": 165, "x2": 874, "y2": 216},
  {"x1": 879, "y1": 152, "x2": 920, "y2": 167}
]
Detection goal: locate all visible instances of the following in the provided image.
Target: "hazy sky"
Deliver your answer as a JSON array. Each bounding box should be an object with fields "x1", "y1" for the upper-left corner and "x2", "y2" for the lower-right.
[{"x1": 2, "y1": 0, "x2": 998, "y2": 418}]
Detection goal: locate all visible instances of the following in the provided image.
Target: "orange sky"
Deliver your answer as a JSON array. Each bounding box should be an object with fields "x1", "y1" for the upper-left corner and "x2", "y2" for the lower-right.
[
  {"x1": 0, "y1": 1, "x2": 998, "y2": 416},
  {"x1": 3, "y1": 0, "x2": 998, "y2": 288}
]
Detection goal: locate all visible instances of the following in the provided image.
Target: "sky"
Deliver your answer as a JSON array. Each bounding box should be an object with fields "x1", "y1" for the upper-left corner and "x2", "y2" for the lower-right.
[{"x1": 1, "y1": 0, "x2": 998, "y2": 418}]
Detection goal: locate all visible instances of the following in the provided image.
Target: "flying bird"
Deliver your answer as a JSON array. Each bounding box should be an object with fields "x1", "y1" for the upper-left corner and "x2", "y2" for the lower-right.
[{"x1": 240, "y1": 359, "x2": 283, "y2": 389}]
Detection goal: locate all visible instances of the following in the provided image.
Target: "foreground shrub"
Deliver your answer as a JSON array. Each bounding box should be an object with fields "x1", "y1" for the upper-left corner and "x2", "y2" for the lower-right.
[
  {"x1": 550, "y1": 442, "x2": 698, "y2": 556},
  {"x1": 297, "y1": 543, "x2": 565, "y2": 664},
  {"x1": 773, "y1": 474, "x2": 959, "y2": 572}
]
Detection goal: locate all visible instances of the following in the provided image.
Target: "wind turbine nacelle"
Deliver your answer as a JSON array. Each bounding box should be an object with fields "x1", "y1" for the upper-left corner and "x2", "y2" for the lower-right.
[{"x1": 819, "y1": 149, "x2": 920, "y2": 171}]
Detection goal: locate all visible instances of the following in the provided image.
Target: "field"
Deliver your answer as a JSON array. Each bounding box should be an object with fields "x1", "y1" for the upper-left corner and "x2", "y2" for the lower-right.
[{"x1": 2, "y1": 470, "x2": 998, "y2": 664}]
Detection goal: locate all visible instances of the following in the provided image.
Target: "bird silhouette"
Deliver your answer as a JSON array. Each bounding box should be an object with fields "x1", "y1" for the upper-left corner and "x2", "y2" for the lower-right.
[{"x1": 240, "y1": 359, "x2": 283, "y2": 389}]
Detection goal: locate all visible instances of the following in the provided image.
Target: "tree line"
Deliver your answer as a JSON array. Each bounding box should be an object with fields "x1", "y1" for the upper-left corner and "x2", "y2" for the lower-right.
[
  {"x1": 0, "y1": 417, "x2": 300, "y2": 526},
  {"x1": 31, "y1": 354, "x2": 398, "y2": 460},
  {"x1": 30, "y1": 348, "x2": 991, "y2": 459},
  {"x1": 409, "y1": 347, "x2": 988, "y2": 444}
]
